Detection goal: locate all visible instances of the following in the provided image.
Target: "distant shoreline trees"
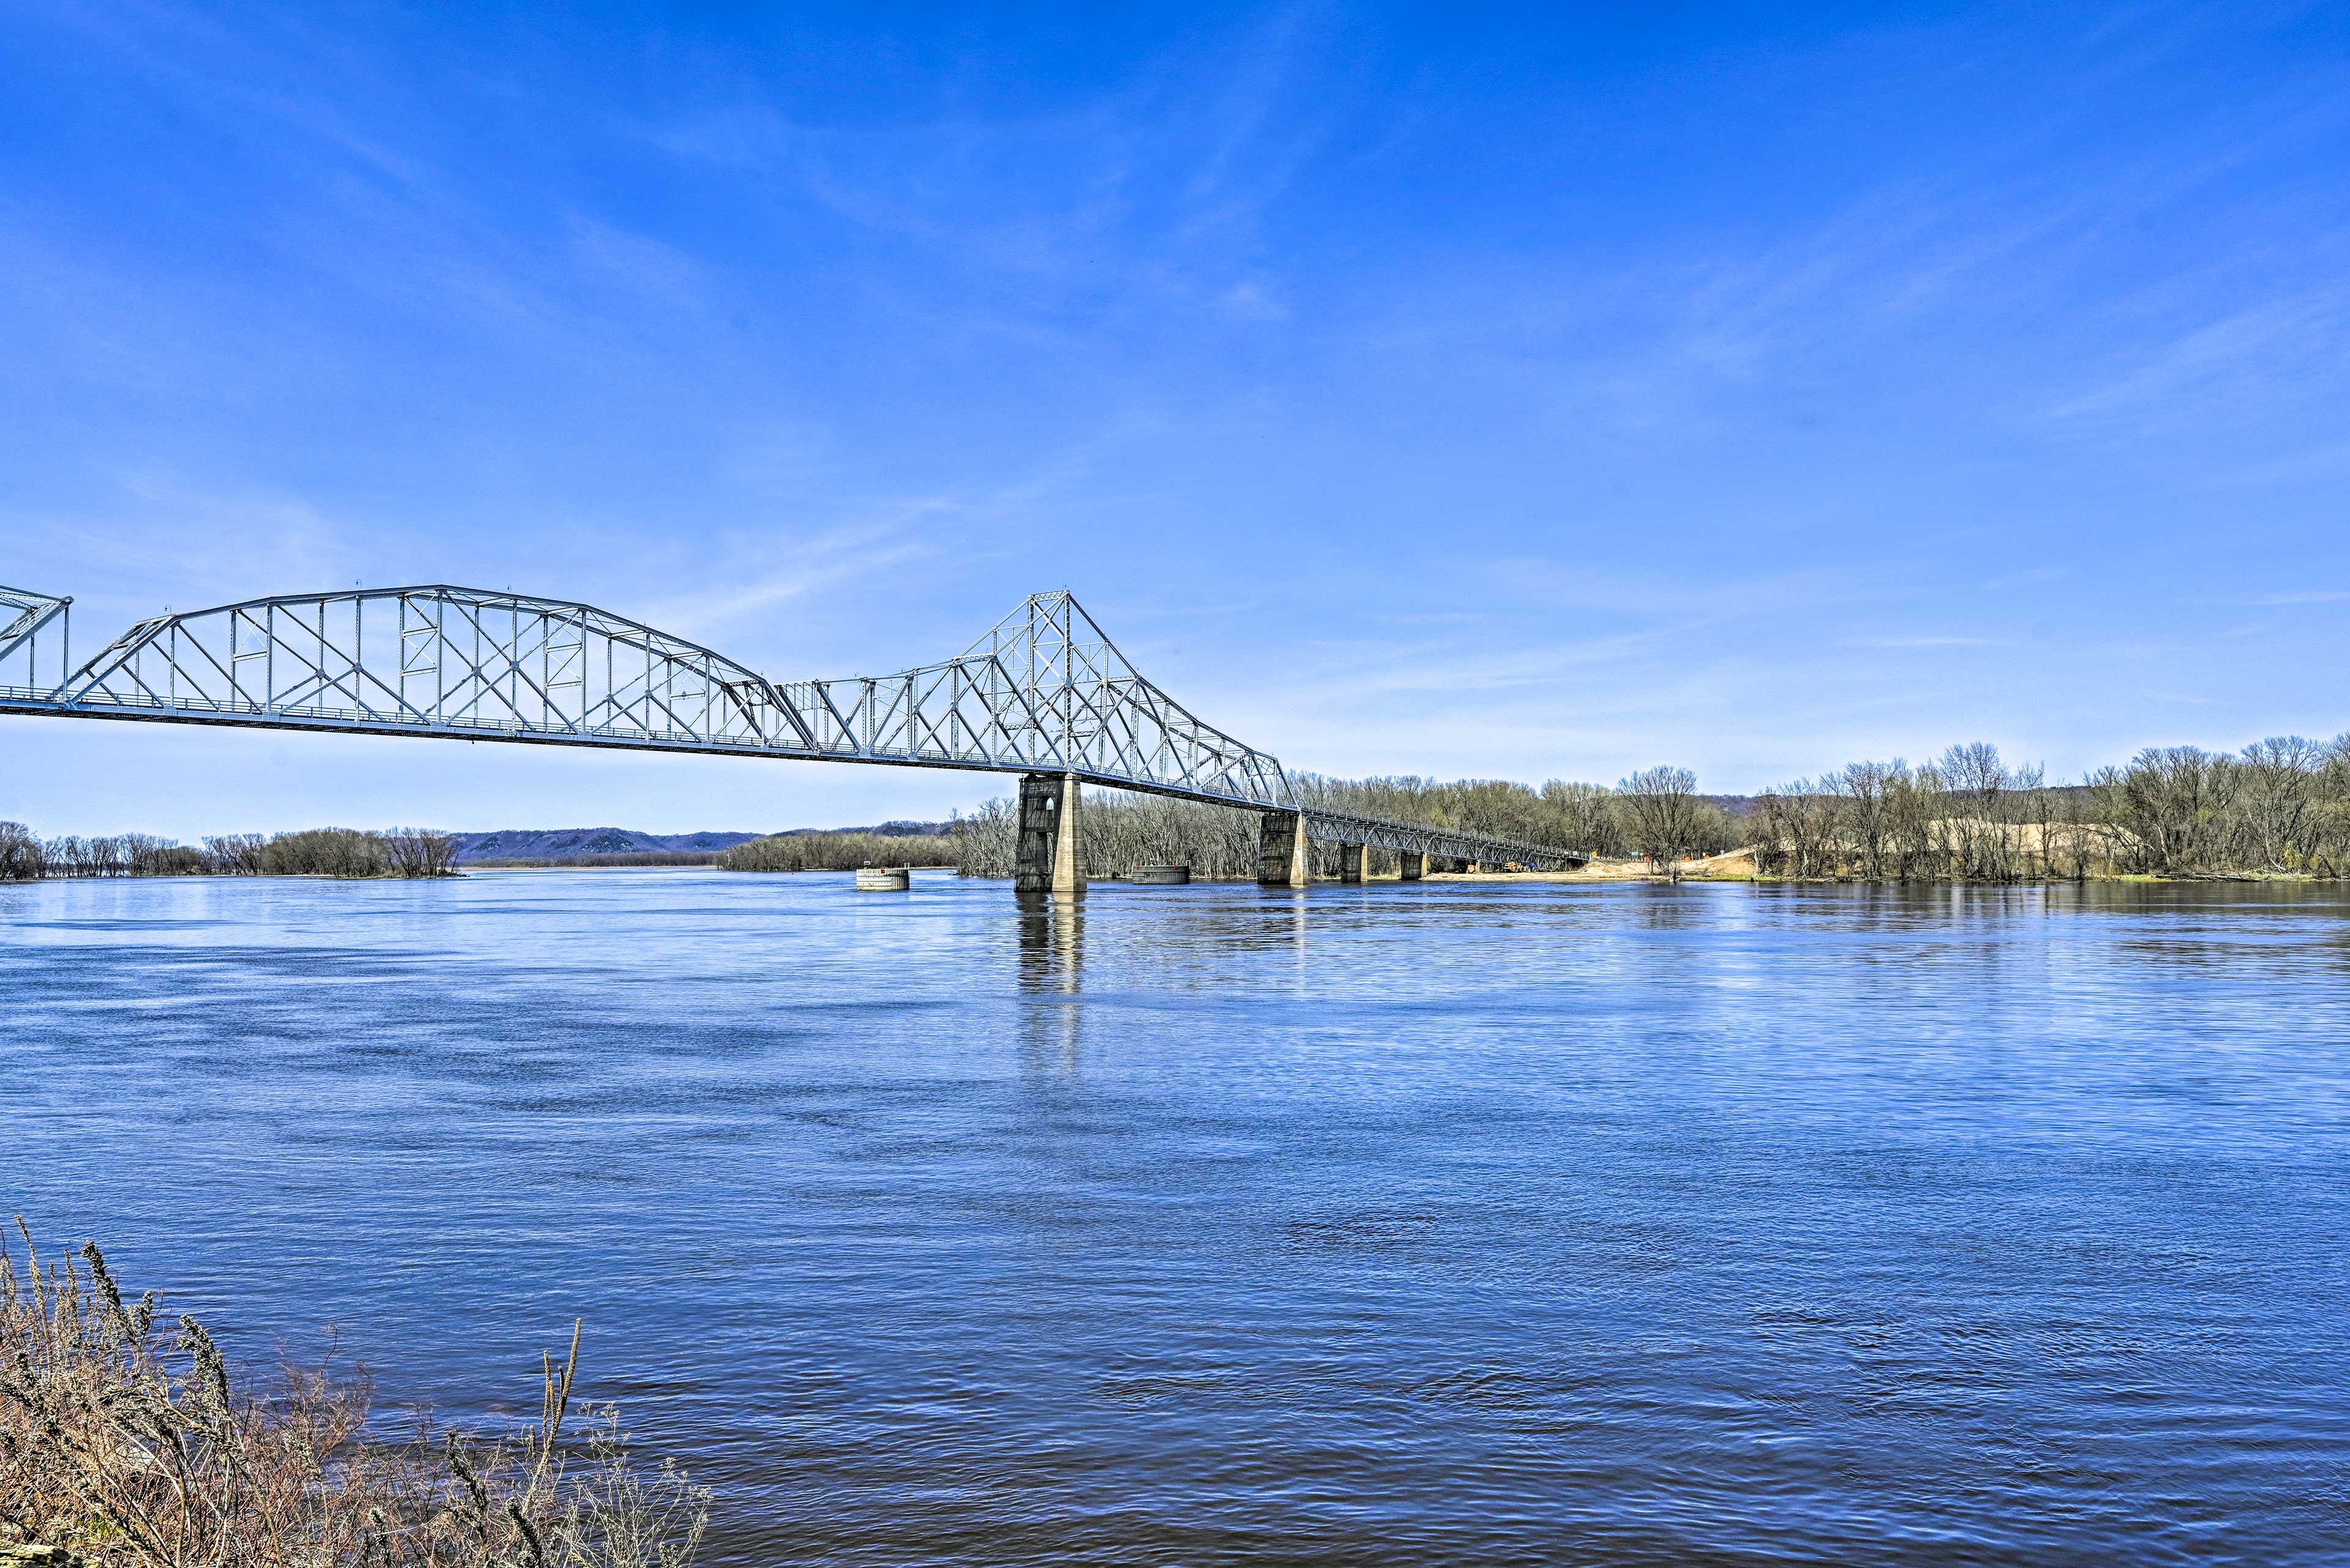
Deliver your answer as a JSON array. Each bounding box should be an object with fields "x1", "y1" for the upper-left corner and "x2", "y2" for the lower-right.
[
  {"x1": 15, "y1": 731, "x2": 2350, "y2": 889},
  {"x1": 885, "y1": 734, "x2": 2350, "y2": 884},
  {"x1": 922, "y1": 774, "x2": 1745, "y2": 881},
  {"x1": 715, "y1": 830, "x2": 961, "y2": 874},
  {"x1": 1747, "y1": 736, "x2": 2350, "y2": 880},
  {"x1": 0, "y1": 824, "x2": 460, "y2": 881}
]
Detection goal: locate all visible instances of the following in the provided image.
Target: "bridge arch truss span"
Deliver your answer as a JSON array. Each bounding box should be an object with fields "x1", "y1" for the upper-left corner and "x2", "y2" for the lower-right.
[
  {"x1": 32, "y1": 584, "x2": 1298, "y2": 808},
  {"x1": 8, "y1": 578, "x2": 1587, "y2": 870},
  {"x1": 1, "y1": 583, "x2": 70, "y2": 695},
  {"x1": 52, "y1": 586, "x2": 804, "y2": 753}
]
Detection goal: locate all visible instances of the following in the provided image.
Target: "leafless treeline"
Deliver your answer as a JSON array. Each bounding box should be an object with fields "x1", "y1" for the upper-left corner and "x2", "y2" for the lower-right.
[
  {"x1": 714, "y1": 829, "x2": 960, "y2": 873},
  {"x1": 930, "y1": 768, "x2": 1747, "y2": 880},
  {"x1": 908, "y1": 737, "x2": 2350, "y2": 884},
  {"x1": 949, "y1": 793, "x2": 1270, "y2": 879},
  {"x1": 0, "y1": 823, "x2": 461, "y2": 881},
  {"x1": 1751, "y1": 737, "x2": 2350, "y2": 880}
]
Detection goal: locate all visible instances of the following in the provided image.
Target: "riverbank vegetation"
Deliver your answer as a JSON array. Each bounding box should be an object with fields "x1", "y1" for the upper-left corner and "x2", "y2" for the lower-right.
[
  {"x1": 1748, "y1": 737, "x2": 2350, "y2": 880},
  {"x1": 0, "y1": 824, "x2": 460, "y2": 881},
  {"x1": 0, "y1": 1223, "x2": 707, "y2": 1566},
  {"x1": 933, "y1": 769, "x2": 1745, "y2": 880},
  {"x1": 714, "y1": 829, "x2": 959, "y2": 873},
  {"x1": 736, "y1": 736, "x2": 2350, "y2": 885},
  {"x1": 15, "y1": 732, "x2": 2349, "y2": 890}
]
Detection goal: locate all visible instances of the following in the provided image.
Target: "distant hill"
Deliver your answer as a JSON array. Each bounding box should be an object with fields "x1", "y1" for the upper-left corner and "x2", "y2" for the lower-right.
[
  {"x1": 450, "y1": 828, "x2": 765, "y2": 864},
  {"x1": 770, "y1": 819, "x2": 955, "y2": 839},
  {"x1": 450, "y1": 822, "x2": 957, "y2": 865}
]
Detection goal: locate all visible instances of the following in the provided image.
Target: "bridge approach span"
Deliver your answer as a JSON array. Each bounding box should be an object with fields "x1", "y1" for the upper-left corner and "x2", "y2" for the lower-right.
[{"x1": 0, "y1": 580, "x2": 1589, "y2": 886}]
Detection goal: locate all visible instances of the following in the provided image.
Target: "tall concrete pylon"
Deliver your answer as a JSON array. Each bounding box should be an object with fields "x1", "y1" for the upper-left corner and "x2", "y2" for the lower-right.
[
  {"x1": 1051, "y1": 772, "x2": 1083, "y2": 896},
  {"x1": 1016, "y1": 771, "x2": 1085, "y2": 897},
  {"x1": 1256, "y1": 810, "x2": 1311, "y2": 887}
]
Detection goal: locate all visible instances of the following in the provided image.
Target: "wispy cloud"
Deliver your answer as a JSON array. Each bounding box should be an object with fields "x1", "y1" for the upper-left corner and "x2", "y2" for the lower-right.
[
  {"x1": 644, "y1": 513, "x2": 943, "y2": 645},
  {"x1": 1842, "y1": 635, "x2": 2003, "y2": 649},
  {"x1": 2042, "y1": 289, "x2": 2350, "y2": 432}
]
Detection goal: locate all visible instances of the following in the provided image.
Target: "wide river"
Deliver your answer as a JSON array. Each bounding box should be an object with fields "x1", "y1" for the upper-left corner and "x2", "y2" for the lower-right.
[{"x1": 3, "y1": 871, "x2": 2346, "y2": 1564}]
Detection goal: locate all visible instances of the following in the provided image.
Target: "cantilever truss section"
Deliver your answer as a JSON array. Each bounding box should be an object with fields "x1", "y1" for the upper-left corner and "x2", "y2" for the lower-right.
[
  {"x1": 5, "y1": 580, "x2": 1585, "y2": 866},
  {"x1": 31, "y1": 585, "x2": 1296, "y2": 808},
  {"x1": 0, "y1": 583, "x2": 70, "y2": 695}
]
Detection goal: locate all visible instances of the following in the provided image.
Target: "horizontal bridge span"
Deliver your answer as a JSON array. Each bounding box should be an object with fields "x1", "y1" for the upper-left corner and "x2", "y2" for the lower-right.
[
  {"x1": 1, "y1": 579, "x2": 1589, "y2": 873},
  {"x1": 1298, "y1": 807, "x2": 1584, "y2": 872}
]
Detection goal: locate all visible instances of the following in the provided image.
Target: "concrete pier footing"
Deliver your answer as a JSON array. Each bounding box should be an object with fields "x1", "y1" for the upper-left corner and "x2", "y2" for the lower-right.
[
  {"x1": 1015, "y1": 772, "x2": 1085, "y2": 896},
  {"x1": 1338, "y1": 843, "x2": 1367, "y2": 883},
  {"x1": 1256, "y1": 810, "x2": 1311, "y2": 887},
  {"x1": 1399, "y1": 851, "x2": 1425, "y2": 881}
]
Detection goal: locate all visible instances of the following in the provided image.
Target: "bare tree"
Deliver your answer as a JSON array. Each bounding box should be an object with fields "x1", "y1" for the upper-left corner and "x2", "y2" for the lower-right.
[
  {"x1": 2237, "y1": 736, "x2": 2321, "y2": 871},
  {"x1": 1541, "y1": 780, "x2": 1624, "y2": 856},
  {"x1": 204, "y1": 834, "x2": 268, "y2": 875},
  {"x1": 1616, "y1": 766, "x2": 1704, "y2": 879},
  {"x1": 0, "y1": 820, "x2": 43, "y2": 881},
  {"x1": 1837, "y1": 761, "x2": 1904, "y2": 879},
  {"x1": 381, "y1": 828, "x2": 463, "y2": 878},
  {"x1": 1938, "y1": 742, "x2": 2009, "y2": 880},
  {"x1": 2113, "y1": 747, "x2": 2228, "y2": 873}
]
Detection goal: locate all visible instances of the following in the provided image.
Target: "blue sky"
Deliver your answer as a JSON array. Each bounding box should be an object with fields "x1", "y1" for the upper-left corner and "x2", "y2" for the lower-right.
[{"x1": 3, "y1": 2, "x2": 2346, "y2": 835}]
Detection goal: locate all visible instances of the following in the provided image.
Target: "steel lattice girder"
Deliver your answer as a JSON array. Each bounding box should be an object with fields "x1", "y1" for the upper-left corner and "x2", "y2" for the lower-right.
[
  {"x1": 0, "y1": 583, "x2": 69, "y2": 684},
  {"x1": 2, "y1": 580, "x2": 1587, "y2": 868},
  {"x1": 1299, "y1": 807, "x2": 1583, "y2": 871}
]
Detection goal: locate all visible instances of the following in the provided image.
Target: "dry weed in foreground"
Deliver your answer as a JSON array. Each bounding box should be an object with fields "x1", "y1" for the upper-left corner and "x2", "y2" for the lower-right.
[{"x1": 0, "y1": 1222, "x2": 708, "y2": 1567}]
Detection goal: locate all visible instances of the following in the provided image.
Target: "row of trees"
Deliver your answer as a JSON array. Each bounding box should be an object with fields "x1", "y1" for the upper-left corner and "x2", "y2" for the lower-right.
[
  {"x1": 859, "y1": 769, "x2": 1744, "y2": 882},
  {"x1": 1750, "y1": 736, "x2": 2350, "y2": 880},
  {"x1": 0, "y1": 823, "x2": 461, "y2": 880},
  {"x1": 21, "y1": 735, "x2": 2343, "y2": 889},
  {"x1": 715, "y1": 829, "x2": 960, "y2": 873},
  {"x1": 901, "y1": 737, "x2": 2350, "y2": 884},
  {"x1": 1285, "y1": 771, "x2": 1740, "y2": 862}
]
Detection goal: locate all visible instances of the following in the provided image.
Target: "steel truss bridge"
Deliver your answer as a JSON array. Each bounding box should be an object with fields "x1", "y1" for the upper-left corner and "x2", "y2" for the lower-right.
[{"x1": 0, "y1": 579, "x2": 1587, "y2": 882}]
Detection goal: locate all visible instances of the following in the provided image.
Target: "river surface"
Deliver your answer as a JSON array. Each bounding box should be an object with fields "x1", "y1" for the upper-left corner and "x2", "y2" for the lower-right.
[{"x1": 3, "y1": 871, "x2": 2347, "y2": 1564}]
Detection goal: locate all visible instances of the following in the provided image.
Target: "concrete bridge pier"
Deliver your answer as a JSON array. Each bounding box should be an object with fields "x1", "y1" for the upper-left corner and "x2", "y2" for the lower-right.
[
  {"x1": 1338, "y1": 843, "x2": 1367, "y2": 883},
  {"x1": 1016, "y1": 772, "x2": 1085, "y2": 896},
  {"x1": 1256, "y1": 810, "x2": 1311, "y2": 887},
  {"x1": 1400, "y1": 851, "x2": 1425, "y2": 881}
]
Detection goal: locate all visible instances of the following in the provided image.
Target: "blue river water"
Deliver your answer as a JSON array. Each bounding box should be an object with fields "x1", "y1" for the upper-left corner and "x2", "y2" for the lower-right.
[{"x1": 3, "y1": 870, "x2": 2347, "y2": 1564}]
